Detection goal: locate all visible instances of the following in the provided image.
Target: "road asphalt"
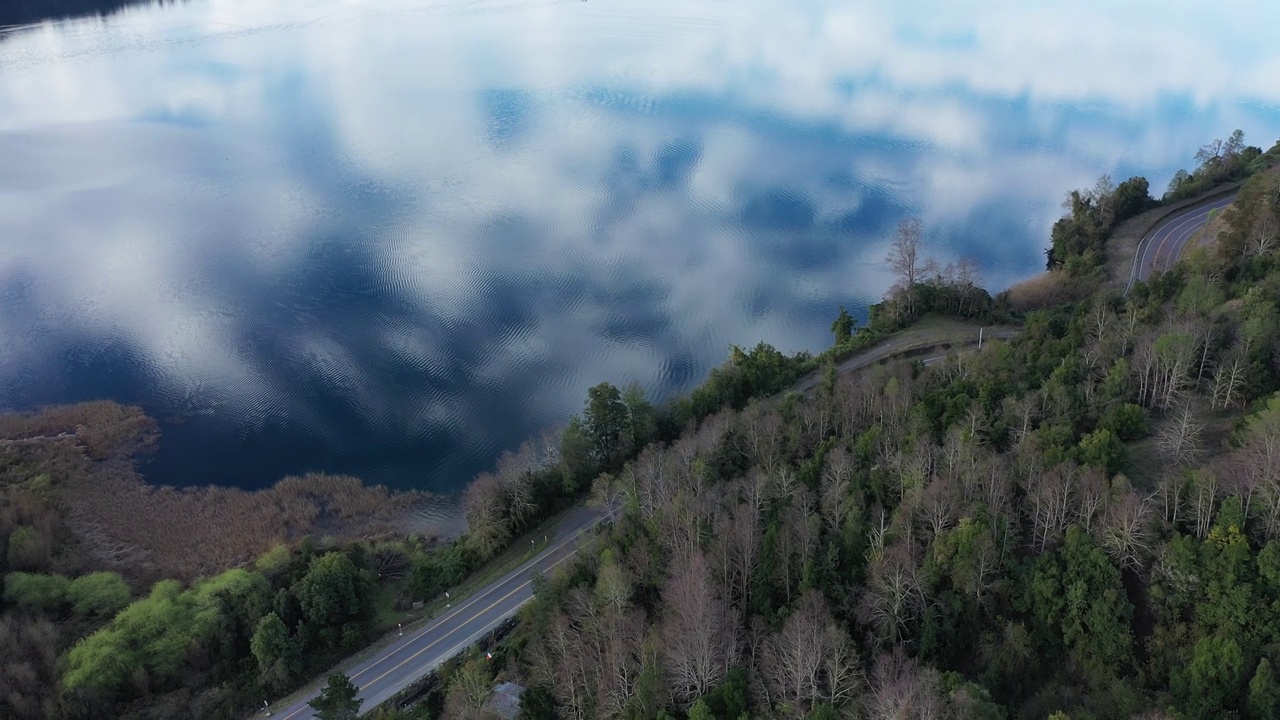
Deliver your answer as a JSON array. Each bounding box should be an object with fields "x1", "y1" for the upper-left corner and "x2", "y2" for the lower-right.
[
  {"x1": 265, "y1": 506, "x2": 605, "y2": 719},
  {"x1": 1125, "y1": 193, "x2": 1237, "y2": 293},
  {"x1": 789, "y1": 324, "x2": 1021, "y2": 396}
]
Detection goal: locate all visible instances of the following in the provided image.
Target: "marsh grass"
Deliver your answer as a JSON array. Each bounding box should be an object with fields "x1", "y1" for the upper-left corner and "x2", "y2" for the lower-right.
[{"x1": 1, "y1": 402, "x2": 439, "y2": 584}]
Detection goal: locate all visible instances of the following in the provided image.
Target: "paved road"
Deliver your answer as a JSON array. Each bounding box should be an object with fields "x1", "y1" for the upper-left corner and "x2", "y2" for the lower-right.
[
  {"x1": 1125, "y1": 193, "x2": 1237, "y2": 293},
  {"x1": 789, "y1": 324, "x2": 1021, "y2": 396},
  {"x1": 266, "y1": 506, "x2": 605, "y2": 719}
]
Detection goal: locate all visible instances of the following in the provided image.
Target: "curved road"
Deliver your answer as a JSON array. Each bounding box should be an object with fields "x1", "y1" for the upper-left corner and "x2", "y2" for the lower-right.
[
  {"x1": 789, "y1": 324, "x2": 1021, "y2": 396},
  {"x1": 264, "y1": 506, "x2": 605, "y2": 719},
  {"x1": 1125, "y1": 193, "x2": 1236, "y2": 293}
]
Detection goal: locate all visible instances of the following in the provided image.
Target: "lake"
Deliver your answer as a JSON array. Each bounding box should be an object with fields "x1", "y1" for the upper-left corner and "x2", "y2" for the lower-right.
[{"x1": 1, "y1": 0, "x2": 1277, "y2": 494}]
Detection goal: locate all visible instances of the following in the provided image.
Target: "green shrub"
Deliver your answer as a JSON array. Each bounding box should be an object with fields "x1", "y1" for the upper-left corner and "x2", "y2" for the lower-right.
[
  {"x1": 3, "y1": 571, "x2": 70, "y2": 611},
  {"x1": 67, "y1": 572, "x2": 132, "y2": 618}
]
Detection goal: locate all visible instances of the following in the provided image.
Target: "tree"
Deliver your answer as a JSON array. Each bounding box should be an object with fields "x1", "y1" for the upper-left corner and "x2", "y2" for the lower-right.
[
  {"x1": 886, "y1": 218, "x2": 927, "y2": 317},
  {"x1": 1249, "y1": 658, "x2": 1280, "y2": 720},
  {"x1": 311, "y1": 673, "x2": 362, "y2": 720},
  {"x1": 295, "y1": 552, "x2": 362, "y2": 629},
  {"x1": 761, "y1": 591, "x2": 861, "y2": 714},
  {"x1": 251, "y1": 612, "x2": 300, "y2": 692},
  {"x1": 2, "y1": 572, "x2": 69, "y2": 612},
  {"x1": 1113, "y1": 176, "x2": 1154, "y2": 223},
  {"x1": 860, "y1": 544, "x2": 925, "y2": 645},
  {"x1": 464, "y1": 472, "x2": 512, "y2": 561},
  {"x1": 444, "y1": 659, "x2": 495, "y2": 720},
  {"x1": 1100, "y1": 490, "x2": 1154, "y2": 571},
  {"x1": 1155, "y1": 404, "x2": 1205, "y2": 468},
  {"x1": 831, "y1": 306, "x2": 856, "y2": 345},
  {"x1": 662, "y1": 551, "x2": 734, "y2": 703},
  {"x1": 621, "y1": 382, "x2": 657, "y2": 451},
  {"x1": 67, "y1": 572, "x2": 131, "y2": 618},
  {"x1": 585, "y1": 382, "x2": 628, "y2": 465}
]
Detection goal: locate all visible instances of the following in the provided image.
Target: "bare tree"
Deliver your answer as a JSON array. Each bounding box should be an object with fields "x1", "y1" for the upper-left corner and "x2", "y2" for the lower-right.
[
  {"x1": 1075, "y1": 466, "x2": 1109, "y2": 534},
  {"x1": 443, "y1": 659, "x2": 498, "y2": 720},
  {"x1": 590, "y1": 472, "x2": 627, "y2": 520},
  {"x1": 867, "y1": 650, "x2": 945, "y2": 720},
  {"x1": 955, "y1": 256, "x2": 983, "y2": 316},
  {"x1": 739, "y1": 406, "x2": 787, "y2": 475},
  {"x1": 1100, "y1": 490, "x2": 1154, "y2": 571},
  {"x1": 1027, "y1": 464, "x2": 1076, "y2": 553},
  {"x1": 712, "y1": 496, "x2": 761, "y2": 608},
  {"x1": 1232, "y1": 398, "x2": 1280, "y2": 537},
  {"x1": 1087, "y1": 297, "x2": 1114, "y2": 347},
  {"x1": 1003, "y1": 393, "x2": 1040, "y2": 447},
  {"x1": 795, "y1": 400, "x2": 833, "y2": 456},
  {"x1": 1153, "y1": 471, "x2": 1186, "y2": 528},
  {"x1": 1189, "y1": 469, "x2": 1218, "y2": 539},
  {"x1": 1091, "y1": 174, "x2": 1117, "y2": 228},
  {"x1": 1211, "y1": 348, "x2": 1248, "y2": 409},
  {"x1": 761, "y1": 591, "x2": 861, "y2": 715},
  {"x1": 494, "y1": 442, "x2": 540, "y2": 526},
  {"x1": 819, "y1": 447, "x2": 855, "y2": 538},
  {"x1": 463, "y1": 472, "x2": 511, "y2": 560},
  {"x1": 662, "y1": 552, "x2": 735, "y2": 704},
  {"x1": 1156, "y1": 404, "x2": 1205, "y2": 468},
  {"x1": 596, "y1": 609, "x2": 648, "y2": 717},
  {"x1": 529, "y1": 602, "x2": 591, "y2": 720},
  {"x1": 917, "y1": 477, "x2": 958, "y2": 542},
  {"x1": 1252, "y1": 208, "x2": 1278, "y2": 257},
  {"x1": 859, "y1": 544, "x2": 925, "y2": 645},
  {"x1": 886, "y1": 218, "x2": 926, "y2": 316},
  {"x1": 775, "y1": 490, "x2": 819, "y2": 605}
]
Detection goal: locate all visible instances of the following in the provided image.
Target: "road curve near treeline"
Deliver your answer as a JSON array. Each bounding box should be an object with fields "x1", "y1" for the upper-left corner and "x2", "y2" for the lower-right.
[{"x1": 1125, "y1": 193, "x2": 1237, "y2": 293}]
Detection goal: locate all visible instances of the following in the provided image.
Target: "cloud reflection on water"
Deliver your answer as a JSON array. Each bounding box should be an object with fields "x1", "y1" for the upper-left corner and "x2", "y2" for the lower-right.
[{"x1": 0, "y1": 0, "x2": 1277, "y2": 491}]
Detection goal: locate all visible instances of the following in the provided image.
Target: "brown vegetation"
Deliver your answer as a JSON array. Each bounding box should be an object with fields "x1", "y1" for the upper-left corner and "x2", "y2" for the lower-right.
[
  {"x1": 1, "y1": 402, "x2": 438, "y2": 584},
  {"x1": 1003, "y1": 271, "x2": 1099, "y2": 313}
]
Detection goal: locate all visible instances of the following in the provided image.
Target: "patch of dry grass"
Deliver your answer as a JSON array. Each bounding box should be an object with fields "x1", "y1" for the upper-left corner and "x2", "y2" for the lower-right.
[{"x1": 1003, "y1": 272, "x2": 1100, "y2": 313}]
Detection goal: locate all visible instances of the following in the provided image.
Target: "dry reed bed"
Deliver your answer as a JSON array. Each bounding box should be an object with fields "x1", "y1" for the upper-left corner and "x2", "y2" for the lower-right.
[{"x1": 1, "y1": 402, "x2": 437, "y2": 584}]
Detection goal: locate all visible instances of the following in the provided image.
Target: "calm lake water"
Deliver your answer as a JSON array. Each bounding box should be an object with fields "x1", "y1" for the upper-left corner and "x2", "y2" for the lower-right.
[{"x1": 1, "y1": 0, "x2": 1278, "y2": 493}]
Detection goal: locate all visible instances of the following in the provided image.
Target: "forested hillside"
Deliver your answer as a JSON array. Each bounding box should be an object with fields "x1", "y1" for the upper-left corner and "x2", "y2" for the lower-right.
[{"x1": 426, "y1": 142, "x2": 1280, "y2": 720}]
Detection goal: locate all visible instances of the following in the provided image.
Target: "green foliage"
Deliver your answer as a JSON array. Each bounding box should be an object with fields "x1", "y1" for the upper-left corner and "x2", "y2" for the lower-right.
[
  {"x1": 251, "y1": 611, "x2": 300, "y2": 692},
  {"x1": 1027, "y1": 526, "x2": 1133, "y2": 674},
  {"x1": 66, "y1": 571, "x2": 131, "y2": 618},
  {"x1": 701, "y1": 666, "x2": 750, "y2": 719},
  {"x1": 409, "y1": 542, "x2": 470, "y2": 601},
  {"x1": 585, "y1": 381, "x2": 628, "y2": 465},
  {"x1": 1076, "y1": 428, "x2": 1125, "y2": 474},
  {"x1": 1249, "y1": 659, "x2": 1280, "y2": 720},
  {"x1": 1099, "y1": 403, "x2": 1148, "y2": 441},
  {"x1": 5, "y1": 525, "x2": 49, "y2": 571},
  {"x1": 831, "y1": 306, "x2": 856, "y2": 345},
  {"x1": 61, "y1": 568, "x2": 274, "y2": 703},
  {"x1": 296, "y1": 551, "x2": 363, "y2": 628},
  {"x1": 1173, "y1": 634, "x2": 1247, "y2": 718},
  {"x1": 3, "y1": 571, "x2": 69, "y2": 611},
  {"x1": 520, "y1": 685, "x2": 558, "y2": 720},
  {"x1": 310, "y1": 672, "x2": 362, "y2": 720}
]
